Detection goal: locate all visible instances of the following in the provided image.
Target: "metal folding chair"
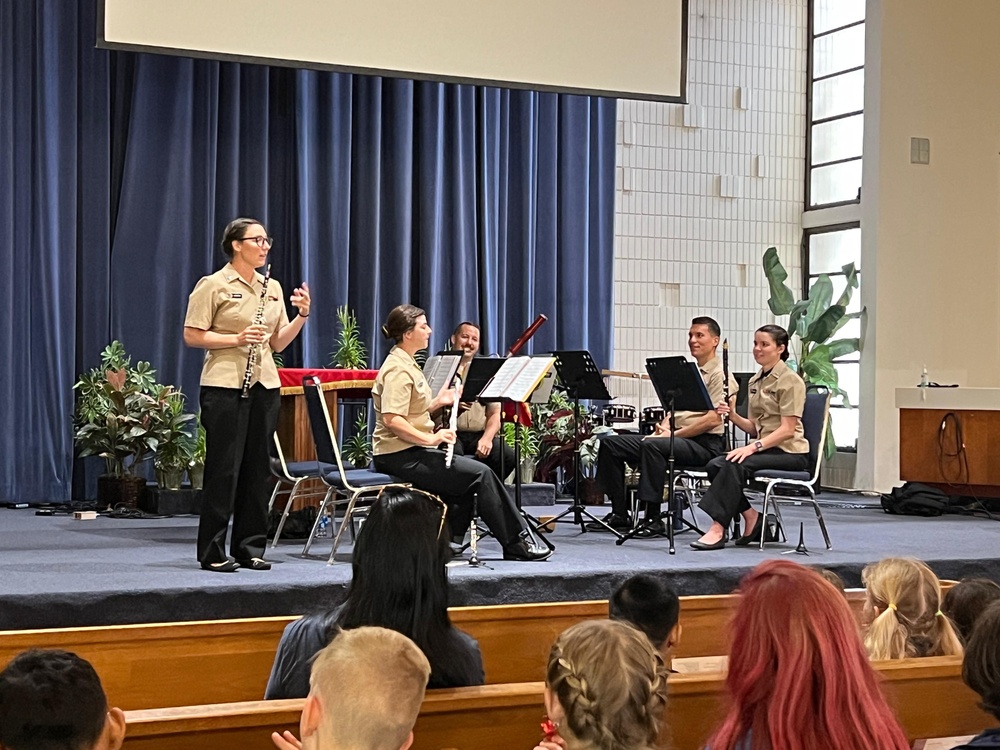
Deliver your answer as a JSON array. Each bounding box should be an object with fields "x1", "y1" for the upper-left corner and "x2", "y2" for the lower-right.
[{"x1": 268, "y1": 433, "x2": 338, "y2": 547}]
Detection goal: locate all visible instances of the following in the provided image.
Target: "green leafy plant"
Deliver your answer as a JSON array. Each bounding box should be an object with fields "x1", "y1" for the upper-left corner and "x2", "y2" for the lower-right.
[
  {"x1": 763, "y1": 246, "x2": 864, "y2": 456},
  {"x1": 153, "y1": 393, "x2": 196, "y2": 472},
  {"x1": 501, "y1": 422, "x2": 542, "y2": 460},
  {"x1": 190, "y1": 413, "x2": 207, "y2": 467},
  {"x1": 329, "y1": 305, "x2": 368, "y2": 369},
  {"x1": 272, "y1": 352, "x2": 284, "y2": 368},
  {"x1": 73, "y1": 341, "x2": 193, "y2": 477},
  {"x1": 341, "y1": 413, "x2": 373, "y2": 468}
]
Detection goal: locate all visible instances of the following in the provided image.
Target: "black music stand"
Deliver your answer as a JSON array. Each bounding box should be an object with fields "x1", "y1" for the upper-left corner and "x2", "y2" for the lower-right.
[
  {"x1": 474, "y1": 357, "x2": 555, "y2": 555},
  {"x1": 616, "y1": 356, "x2": 713, "y2": 554},
  {"x1": 535, "y1": 350, "x2": 615, "y2": 536}
]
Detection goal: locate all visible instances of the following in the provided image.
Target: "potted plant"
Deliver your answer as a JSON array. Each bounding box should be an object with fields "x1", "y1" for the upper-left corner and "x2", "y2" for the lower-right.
[
  {"x1": 329, "y1": 305, "x2": 368, "y2": 369},
  {"x1": 341, "y1": 413, "x2": 373, "y2": 468},
  {"x1": 153, "y1": 393, "x2": 196, "y2": 490},
  {"x1": 188, "y1": 417, "x2": 207, "y2": 490},
  {"x1": 73, "y1": 341, "x2": 183, "y2": 508},
  {"x1": 501, "y1": 422, "x2": 542, "y2": 484},
  {"x1": 762, "y1": 246, "x2": 864, "y2": 457}
]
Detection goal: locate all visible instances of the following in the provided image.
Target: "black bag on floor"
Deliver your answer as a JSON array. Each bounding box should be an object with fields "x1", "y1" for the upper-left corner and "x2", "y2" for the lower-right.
[
  {"x1": 881, "y1": 482, "x2": 952, "y2": 517},
  {"x1": 267, "y1": 506, "x2": 318, "y2": 539}
]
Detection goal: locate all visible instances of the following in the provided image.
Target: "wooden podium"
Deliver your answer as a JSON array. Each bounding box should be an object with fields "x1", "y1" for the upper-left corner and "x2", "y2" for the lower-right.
[
  {"x1": 276, "y1": 368, "x2": 378, "y2": 462},
  {"x1": 898, "y1": 387, "x2": 1000, "y2": 498}
]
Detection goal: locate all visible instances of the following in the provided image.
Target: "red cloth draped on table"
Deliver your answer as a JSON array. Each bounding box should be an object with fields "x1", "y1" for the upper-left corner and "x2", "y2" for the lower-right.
[{"x1": 278, "y1": 368, "x2": 379, "y2": 399}]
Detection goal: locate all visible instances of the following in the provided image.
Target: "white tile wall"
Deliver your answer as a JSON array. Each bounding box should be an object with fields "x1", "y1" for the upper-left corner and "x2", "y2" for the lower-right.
[{"x1": 610, "y1": 0, "x2": 807, "y2": 410}]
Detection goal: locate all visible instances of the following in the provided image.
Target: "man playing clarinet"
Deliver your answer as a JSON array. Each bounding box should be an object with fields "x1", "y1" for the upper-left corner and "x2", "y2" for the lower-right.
[{"x1": 588, "y1": 317, "x2": 737, "y2": 536}]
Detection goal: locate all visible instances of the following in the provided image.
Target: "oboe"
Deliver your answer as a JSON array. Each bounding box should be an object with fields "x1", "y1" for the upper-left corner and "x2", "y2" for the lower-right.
[
  {"x1": 722, "y1": 338, "x2": 731, "y2": 451},
  {"x1": 240, "y1": 264, "x2": 271, "y2": 399},
  {"x1": 444, "y1": 379, "x2": 463, "y2": 468}
]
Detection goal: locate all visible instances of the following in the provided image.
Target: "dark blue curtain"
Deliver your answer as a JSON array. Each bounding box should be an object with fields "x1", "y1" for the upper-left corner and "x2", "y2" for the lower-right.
[{"x1": 0, "y1": 0, "x2": 615, "y2": 504}]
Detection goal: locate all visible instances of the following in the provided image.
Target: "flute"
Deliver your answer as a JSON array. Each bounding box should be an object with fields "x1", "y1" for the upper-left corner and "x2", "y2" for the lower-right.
[
  {"x1": 444, "y1": 379, "x2": 462, "y2": 468},
  {"x1": 240, "y1": 264, "x2": 271, "y2": 399},
  {"x1": 722, "y1": 338, "x2": 731, "y2": 451}
]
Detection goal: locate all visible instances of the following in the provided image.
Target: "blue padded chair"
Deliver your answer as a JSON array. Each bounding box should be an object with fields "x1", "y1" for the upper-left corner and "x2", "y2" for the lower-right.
[
  {"x1": 753, "y1": 387, "x2": 832, "y2": 550},
  {"x1": 300, "y1": 375, "x2": 404, "y2": 564},
  {"x1": 268, "y1": 433, "x2": 341, "y2": 548}
]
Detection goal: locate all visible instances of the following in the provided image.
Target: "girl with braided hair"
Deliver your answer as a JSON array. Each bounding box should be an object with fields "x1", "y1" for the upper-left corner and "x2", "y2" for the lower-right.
[
  {"x1": 707, "y1": 560, "x2": 910, "y2": 750},
  {"x1": 862, "y1": 557, "x2": 964, "y2": 660},
  {"x1": 535, "y1": 619, "x2": 669, "y2": 750}
]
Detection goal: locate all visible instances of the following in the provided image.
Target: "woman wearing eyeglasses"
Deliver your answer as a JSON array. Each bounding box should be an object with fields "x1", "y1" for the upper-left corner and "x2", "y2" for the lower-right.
[
  {"x1": 183, "y1": 217, "x2": 311, "y2": 573},
  {"x1": 371, "y1": 304, "x2": 551, "y2": 561},
  {"x1": 265, "y1": 486, "x2": 485, "y2": 698}
]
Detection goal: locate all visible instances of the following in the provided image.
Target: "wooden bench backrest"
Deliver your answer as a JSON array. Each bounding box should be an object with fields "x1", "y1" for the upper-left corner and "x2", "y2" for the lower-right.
[
  {"x1": 121, "y1": 655, "x2": 986, "y2": 750},
  {"x1": 0, "y1": 584, "x2": 953, "y2": 711}
]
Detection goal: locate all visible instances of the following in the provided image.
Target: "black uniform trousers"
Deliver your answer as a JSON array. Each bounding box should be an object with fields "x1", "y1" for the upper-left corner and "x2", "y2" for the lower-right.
[
  {"x1": 452, "y1": 431, "x2": 516, "y2": 482},
  {"x1": 373, "y1": 446, "x2": 526, "y2": 547},
  {"x1": 197, "y1": 383, "x2": 280, "y2": 564},
  {"x1": 697, "y1": 448, "x2": 809, "y2": 526},
  {"x1": 596, "y1": 433, "x2": 723, "y2": 517}
]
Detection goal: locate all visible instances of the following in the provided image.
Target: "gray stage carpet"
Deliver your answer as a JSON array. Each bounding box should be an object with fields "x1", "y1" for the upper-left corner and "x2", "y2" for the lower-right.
[{"x1": 1, "y1": 495, "x2": 998, "y2": 629}]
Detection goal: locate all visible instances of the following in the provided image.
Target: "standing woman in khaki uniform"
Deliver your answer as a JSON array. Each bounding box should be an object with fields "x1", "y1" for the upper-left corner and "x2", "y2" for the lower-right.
[
  {"x1": 690, "y1": 325, "x2": 809, "y2": 551},
  {"x1": 371, "y1": 305, "x2": 550, "y2": 561},
  {"x1": 184, "y1": 218, "x2": 311, "y2": 572}
]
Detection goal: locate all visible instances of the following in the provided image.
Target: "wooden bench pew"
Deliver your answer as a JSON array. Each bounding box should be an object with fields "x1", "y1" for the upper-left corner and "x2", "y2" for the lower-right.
[
  {"x1": 121, "y1": 655, "x2": 987, "y2": 750},
  {"x1": 0, "y1": 585, "x2": 950, "y2": 711}
]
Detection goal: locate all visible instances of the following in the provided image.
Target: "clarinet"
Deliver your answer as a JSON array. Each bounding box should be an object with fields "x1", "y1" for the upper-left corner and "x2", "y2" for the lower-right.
[
  {"x1": 444, "y1": 379, "x2": 463, "y2": 468},
  {"x1": 722, "y1": 338, "x2": 731, "y2": 451},
  {"x1": 240, "y1": 264, "x2": 271, "y2": 399}
]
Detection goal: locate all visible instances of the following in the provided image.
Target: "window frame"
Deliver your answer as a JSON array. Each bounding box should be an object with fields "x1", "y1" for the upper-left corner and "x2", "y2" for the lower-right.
[{"x1": 805, "y1": 4, "x2": 865, "y2": 209}]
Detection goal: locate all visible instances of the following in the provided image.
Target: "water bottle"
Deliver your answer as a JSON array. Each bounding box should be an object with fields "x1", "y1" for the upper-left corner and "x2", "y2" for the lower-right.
[
  {"x1": 317, "y1": 510, "x2": 330, "y2": 538},
  {"x1": 919, "y1": 366, "x2": 929, "y2": 388}
]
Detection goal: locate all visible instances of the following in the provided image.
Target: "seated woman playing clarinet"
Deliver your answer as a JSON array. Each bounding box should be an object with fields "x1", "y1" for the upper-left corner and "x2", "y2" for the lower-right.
[
  {"x1": 690, "y1": 324, "x2": 809, "y2": 551},
  {"x1": 371, "y1": 304, "x2": 551, "y2": 562}
]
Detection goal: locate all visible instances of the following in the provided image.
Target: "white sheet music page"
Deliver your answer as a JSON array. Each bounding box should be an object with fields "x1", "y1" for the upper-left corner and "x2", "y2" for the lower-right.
[
  {"x1": 479, "y1": 357, "x2": 531, "y2": 400},
  {"x1": 505, "y1": 357, "x2": 556, "y2": 402}
]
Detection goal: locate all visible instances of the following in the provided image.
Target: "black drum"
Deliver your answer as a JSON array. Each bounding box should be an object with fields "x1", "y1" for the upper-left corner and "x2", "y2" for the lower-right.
[
  {"x1": 640, "y1": 406, "x2": 665, "y2": 435},
  {"x1": 602, "y1": 403, "x2": 636, "y2": 425}
]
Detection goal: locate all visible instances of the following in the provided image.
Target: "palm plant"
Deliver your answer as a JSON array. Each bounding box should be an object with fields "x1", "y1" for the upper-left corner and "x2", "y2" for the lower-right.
[{"x1": 341, "y1": 413, "x2": 373, "y2": 468}]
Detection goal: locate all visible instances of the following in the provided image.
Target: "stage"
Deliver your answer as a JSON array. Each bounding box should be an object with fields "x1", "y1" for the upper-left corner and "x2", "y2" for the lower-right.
[{"x1": 2, "y1": 494, "x2": 998, "y2": 630}]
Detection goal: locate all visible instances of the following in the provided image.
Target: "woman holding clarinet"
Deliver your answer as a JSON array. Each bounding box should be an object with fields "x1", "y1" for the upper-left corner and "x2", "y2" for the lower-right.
[
  {"x1": 184, "y1": 217, "x2": 311, "y2": 572},
  {"x1": 690, "y1": 324, "x2": 809, "y2": 551},
  {"x1": 371, "y1": 304, "x2": 551, "y2": 561}
]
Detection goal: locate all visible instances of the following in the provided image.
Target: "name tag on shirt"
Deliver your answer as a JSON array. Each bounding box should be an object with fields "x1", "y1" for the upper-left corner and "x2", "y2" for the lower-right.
[{"x1": 229, "y1": 293, "x2": 243, "y2": 299}]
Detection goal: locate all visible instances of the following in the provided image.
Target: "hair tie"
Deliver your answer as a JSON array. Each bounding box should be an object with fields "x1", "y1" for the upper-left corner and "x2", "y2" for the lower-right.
[
  {"x1": 887, "y1": 603, "x2": 897, "y2": 611},
  {"x1": 381, "y1": 324, "x2": 390, "y2": 338}
]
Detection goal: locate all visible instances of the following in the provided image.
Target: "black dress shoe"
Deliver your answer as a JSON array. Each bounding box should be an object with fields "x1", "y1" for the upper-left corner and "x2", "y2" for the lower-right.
[
  {"x1": 689, "y1": 537, "x2": 726, "y2": 551},
  {"x1": 502, "y1": 538, "x2": 553, "y2": 561},
  {"x1": 634, "y1": 518, "x2": 667, "y2": 538},
  {"x1": 235, "y1": 557, "x2": 272, "y2": 570},
  {"x1": 584, "y1": 512, "x2": 631, "y2": 533},
  {"x1": 201, "y1": 559, "x2": 240, "y2": 573},
  {"x1": 734, "y1": 513, "x2": 765, "y2": 547}
]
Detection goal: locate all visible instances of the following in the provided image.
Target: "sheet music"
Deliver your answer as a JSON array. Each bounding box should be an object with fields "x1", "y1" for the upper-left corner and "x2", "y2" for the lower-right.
[
  {"x1": 912, "y1": 738, "x2": 975, "y2": 750},
  {"x1": 422, "y1": 354, "x2": 462, "y2": 395},
  {"x1": 671, "y1": 655, "x2": 728, "y2": 675},
  {"x1": 479, "y1": 357, "x2": 531, "y2": 400},
  {"x1": 507, "y1": 357, "x2": 555, "y2": 402}
]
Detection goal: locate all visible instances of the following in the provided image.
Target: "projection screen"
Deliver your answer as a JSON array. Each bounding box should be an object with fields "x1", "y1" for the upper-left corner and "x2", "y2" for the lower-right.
[{"x1": 98, "y1": 0, "x2": 687, "y2": 102}]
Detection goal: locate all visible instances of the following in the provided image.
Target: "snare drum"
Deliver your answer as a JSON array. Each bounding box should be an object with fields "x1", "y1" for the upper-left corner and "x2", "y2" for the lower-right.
[
  {"x1": 602, "y1": 404, "x2": 636, "y2": 425},
  {"x1": 640, "y1": 406, "x2": 666, "y2": 435}
]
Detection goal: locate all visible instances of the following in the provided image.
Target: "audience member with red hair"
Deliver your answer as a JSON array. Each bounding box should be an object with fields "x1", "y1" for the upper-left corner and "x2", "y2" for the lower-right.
[{"x1": 707, "y1": 560, "x2": 910, "y2": 750}]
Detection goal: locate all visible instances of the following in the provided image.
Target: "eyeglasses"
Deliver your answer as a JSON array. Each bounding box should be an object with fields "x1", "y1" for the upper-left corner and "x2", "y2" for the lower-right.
[
  {"x1": 376, "y1": 484, "x2": 448, "y2": 539},
  {"x1": 240, "y1": 235, "x2": 273, "y2": 248}
]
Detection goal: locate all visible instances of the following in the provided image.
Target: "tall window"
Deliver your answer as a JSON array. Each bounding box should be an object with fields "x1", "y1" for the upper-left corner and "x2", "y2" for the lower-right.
[
  {"x1": 805, "y1": 224, "x2": 861, "y2": 450},
  {"x1": 807, "y1": 0, "x2": 865, "y2": 208}
]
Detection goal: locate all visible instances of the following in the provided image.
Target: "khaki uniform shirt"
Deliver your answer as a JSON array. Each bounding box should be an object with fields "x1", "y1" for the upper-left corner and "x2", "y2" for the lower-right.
[
  {"x1": 372, "y1": 346, "x2": 436, "y2": 455},
  {"x1": 748, "y1": 358, "x2": 808, "y2": 453},
  {"x1": 455, "y1": 362, "x2": 489, "y2": 433},
  {"x1": 184, "y1": 263, "x2": 289, "y2": 389},
  {"x1": 672, "y1": 356, "x2": 739, "y2": 436}
]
